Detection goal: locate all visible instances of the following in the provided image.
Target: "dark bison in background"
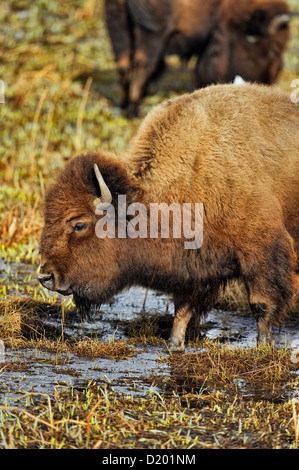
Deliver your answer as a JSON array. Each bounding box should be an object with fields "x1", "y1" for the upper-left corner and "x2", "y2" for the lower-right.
[
  {"x1": 105, "y1": 0, "x2": 293, "y2": 117},
  {"x1": 39, "y1": 83, "x2": 299, "y2": 352}
]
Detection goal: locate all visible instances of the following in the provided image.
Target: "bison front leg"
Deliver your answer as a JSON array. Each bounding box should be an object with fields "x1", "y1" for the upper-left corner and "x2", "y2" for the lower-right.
[
  {"x1": 104, "y1": 0, "x2": 132, "y2": 110},
  {"x1": 117, "y1": 53, "x2": 131, "y2": 110},
  {"x1": 127, "y1": 31, "x2": 166, "y2": 118},
  {"x1": 167, "y1": 302, "x2": 192, "y2": 353}
]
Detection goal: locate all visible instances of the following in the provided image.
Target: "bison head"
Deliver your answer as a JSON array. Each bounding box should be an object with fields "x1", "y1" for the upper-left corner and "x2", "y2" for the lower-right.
[{"x1": 39, "y1": 151, "x2": 142, "y2": 310}]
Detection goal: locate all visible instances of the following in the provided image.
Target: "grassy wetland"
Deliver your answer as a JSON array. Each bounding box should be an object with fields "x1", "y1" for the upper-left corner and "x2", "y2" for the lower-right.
[{"x1": 0, "y1": 0, "x2": 299, "y2": 450}]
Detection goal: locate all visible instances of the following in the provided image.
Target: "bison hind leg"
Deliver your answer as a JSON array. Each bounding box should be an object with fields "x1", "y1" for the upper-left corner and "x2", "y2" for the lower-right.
[
  {"x1": 244, "y1": 231, "x2": 297, "y2": 345},
  {"x1": 250, "y1": 302, "x2": 274, "y2": 345}
]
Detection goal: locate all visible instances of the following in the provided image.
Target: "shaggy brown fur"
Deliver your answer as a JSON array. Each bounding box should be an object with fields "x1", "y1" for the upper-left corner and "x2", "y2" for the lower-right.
[
  {"x1": 105, "y1": 0, "x2": 292, "y2": 117},
  {"x1": 40, "y1": 83, "x2": 299, "y2": 352}
]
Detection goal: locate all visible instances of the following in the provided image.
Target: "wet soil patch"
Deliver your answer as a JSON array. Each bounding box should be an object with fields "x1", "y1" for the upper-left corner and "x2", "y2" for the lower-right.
[{"x1": 1, "y1": 261, "x2": 299, "y2": 405}]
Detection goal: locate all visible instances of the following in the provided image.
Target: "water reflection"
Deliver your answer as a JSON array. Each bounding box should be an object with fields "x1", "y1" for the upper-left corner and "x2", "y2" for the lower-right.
[{"x1": 1, "y1": 261, "x2": 299, "y2": 403}]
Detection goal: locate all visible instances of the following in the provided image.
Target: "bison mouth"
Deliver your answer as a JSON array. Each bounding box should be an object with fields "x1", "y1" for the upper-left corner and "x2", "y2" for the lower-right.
[
  {"x1": 72, "y1": 291, "x2": 101, "y2": 321},
  {"x1": 39, "y1": 272, "x2": 118, "y2": 321},
  {"x1": 57, "y1": 287, "x2": 73, "y2": 295}
]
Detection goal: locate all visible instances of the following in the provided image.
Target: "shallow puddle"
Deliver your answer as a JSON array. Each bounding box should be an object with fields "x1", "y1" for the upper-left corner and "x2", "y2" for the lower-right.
[
  {"x1": 0, "y1": 345, "x2": 170, "y2": 404},
  {"x1": 1, "y1": 260, "x2": 299, "y2": 403}
]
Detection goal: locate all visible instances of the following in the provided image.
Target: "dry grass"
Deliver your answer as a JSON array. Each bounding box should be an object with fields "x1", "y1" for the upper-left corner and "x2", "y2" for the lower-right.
[
  {"x1": 0, "y1": 369, "x2": 298, "y2": 449},
  {"x1": 0, "y1": 296, "x2": 299, "y2": 449},
  {"x1": 0, "y1": 297, "x2": 52, "y2": 341},
  {"x1": 0, "y1": 296, "x2": 138, "y2": 359},
  {"x1": 160, "y1": 339, "x2": 299, "y2": 394},
  {"x1": 71, "y1": 337, "x2": 138, "y2": 359},
  {"x1": 293, "y1": 398, "x2": 299, "y2": 447}
]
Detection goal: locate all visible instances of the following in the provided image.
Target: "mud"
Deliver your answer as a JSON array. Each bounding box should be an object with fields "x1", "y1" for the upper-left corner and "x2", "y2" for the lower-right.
[{"x1": 1, "y1": 261, "x2": 299, "y2": 403}]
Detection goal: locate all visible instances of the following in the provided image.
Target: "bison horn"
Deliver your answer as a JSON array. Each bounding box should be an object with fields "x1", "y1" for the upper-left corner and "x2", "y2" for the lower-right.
[
  {"x1": 268, "y1": 14, "x2": 292, "y2": 34},
  {"x1": 93, "y1": 164, "x2": 112, "y2": 207}
]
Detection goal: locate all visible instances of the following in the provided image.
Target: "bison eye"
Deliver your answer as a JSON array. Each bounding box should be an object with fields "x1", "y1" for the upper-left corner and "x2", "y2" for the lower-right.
[{"x1": 73, "y1": 222, "x2": 88, "y2": 232}]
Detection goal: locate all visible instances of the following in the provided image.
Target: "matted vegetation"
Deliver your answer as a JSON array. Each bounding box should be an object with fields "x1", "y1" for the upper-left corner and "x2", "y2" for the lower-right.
[{"x1": 0, "y1": 343, "x2": 299, "y2": 449}]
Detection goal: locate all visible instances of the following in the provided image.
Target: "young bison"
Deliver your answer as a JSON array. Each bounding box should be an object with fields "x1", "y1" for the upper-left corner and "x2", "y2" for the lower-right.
[{"x1": 39, "y1": 83, "x2": 299, "y2": 352}]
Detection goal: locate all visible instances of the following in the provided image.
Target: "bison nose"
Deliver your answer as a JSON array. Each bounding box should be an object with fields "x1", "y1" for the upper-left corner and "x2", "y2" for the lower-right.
[{"x1": 39, "y1": 273, "x2": 54, "y2": 290}]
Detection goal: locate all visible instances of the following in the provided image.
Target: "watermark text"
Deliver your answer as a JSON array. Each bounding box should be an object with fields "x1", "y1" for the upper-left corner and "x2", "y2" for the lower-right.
[{"x1": 95, "y1": 195, "x2": 203, "y2": 250}]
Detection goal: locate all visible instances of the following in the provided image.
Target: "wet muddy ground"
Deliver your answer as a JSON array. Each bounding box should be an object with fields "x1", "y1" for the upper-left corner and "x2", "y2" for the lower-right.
[{"x1": 1, "y1": 260, "x2": 299, "y2": 405}]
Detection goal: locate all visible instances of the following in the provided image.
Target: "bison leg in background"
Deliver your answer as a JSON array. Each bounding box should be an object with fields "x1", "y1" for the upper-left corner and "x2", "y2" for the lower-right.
[
  {"x1": 242, "y1": 230, "x2": 297, "y2": 345},
  {"x1": 127, "y1": 30, "x2": 166, "y2": 118},
  {"x1": 194, "y1": 24, "x2": 229, "y2": 88},
  {"x1": 167, "y1": 298, "x2": 192, "y2": 352},
  {"x1": 117, "y1": 53, "x2": 131, "y2": 110},
  {"x1": 105, "y1": 0, "x2": 132, "y2": 109}
]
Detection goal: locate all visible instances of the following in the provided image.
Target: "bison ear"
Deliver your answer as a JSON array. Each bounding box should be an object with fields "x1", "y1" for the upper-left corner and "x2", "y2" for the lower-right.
[
  {"x1": 267, "y1": 13, "x2": 293, "y2": 35},
  {"x1": 245, "y1": 9, "x2": 292, "y2": 39}
]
